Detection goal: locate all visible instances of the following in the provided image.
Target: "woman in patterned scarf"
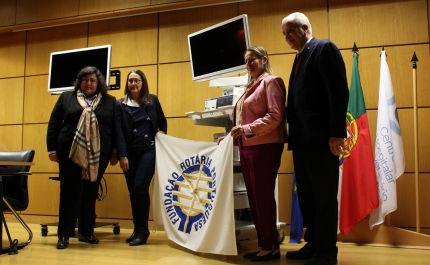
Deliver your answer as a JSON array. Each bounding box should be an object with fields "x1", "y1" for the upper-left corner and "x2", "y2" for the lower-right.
[{"x1": 47, "y1": 66, "x2": 118, "y2": 249}]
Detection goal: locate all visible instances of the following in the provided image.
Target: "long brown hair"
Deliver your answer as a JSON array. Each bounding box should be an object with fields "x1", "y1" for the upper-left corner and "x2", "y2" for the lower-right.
[
  {"x1": 123, "y1": 69, "x2": 152, "y2": 106},
  {"x1": 244, "y1": 46, "x2": 274, "y2": 83}
]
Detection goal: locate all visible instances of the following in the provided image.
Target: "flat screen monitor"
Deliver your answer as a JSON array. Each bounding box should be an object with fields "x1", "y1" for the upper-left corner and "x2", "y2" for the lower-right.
[
  {"x1": 188, "y1": 14, "x2": 251, "y2": 82},
  {"x1": 48, "y1": 45, "x2": 112, "y2": 93}
]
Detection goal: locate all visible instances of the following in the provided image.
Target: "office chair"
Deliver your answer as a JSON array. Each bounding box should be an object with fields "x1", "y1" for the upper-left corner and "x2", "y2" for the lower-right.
[{"x1": 0, "y1": 149, "x2": 35, "y2": 254}]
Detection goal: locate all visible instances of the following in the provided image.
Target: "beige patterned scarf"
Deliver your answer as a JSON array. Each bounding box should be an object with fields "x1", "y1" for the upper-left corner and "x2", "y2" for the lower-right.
[{"x1": 69, "y1": 90, "x2": 102, "y2": 182}]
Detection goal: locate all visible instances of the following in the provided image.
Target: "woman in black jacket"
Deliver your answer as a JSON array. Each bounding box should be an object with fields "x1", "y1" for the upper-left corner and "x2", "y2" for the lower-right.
[
  {"x1": 47, "y1": 66, "x2": 118, "y2": 249},
  {"x1": 115, "y1": 69, "x2": 167, "y2": 246}
]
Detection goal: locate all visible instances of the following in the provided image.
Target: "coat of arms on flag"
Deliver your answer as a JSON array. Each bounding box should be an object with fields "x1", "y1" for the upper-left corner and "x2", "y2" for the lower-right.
[{"x1": 152, "y1": 133, "x2": 237, "y2": 255}]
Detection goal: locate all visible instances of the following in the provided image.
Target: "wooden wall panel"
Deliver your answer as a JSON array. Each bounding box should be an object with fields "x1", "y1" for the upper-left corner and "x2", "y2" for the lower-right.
[
  {"x1": 240, "y1": 0, "x2": 328, "y2": 55},
  {"x1": 152, "y1": 0, "x2": 189, "y2": 4},
  {"x1": 269, "y1": 53, "x2": 292, "y2": 92},
  {"x1": 105, "y1": 65, "x2": 158, "y2": 100},
  {"x1": 25, "y1": 173, "x2": 60, "y2": 215},
  {"x1": 26, "y1": 173, "x2": 144, "y2": 219},
  {"x1": 0, "y1": 125, "x2": 23, "y2": 151},
  {"x1": 419, "y1": 173, "x2": 430, "y2": 227},
  {"x1": 26, "y1": 24, "x2": 88, "y2": 76},
  {"x1": 418, "y1": 108, "x2": 430, "y2": 172},
  {"x1": 366, "y1": 109, "x2": 377, "y2": 146},
  {"x1": 158, "y1": 62, "x2": 222, "y2": 117},
  {"x1": 159, "y1": 4, "x2": 237, "y2": 63},
  {"x1": 329, "y1": 0, "x2": 428, "y2": 49},
  {"x1": 23, "y1": 124, "x2": 58, "y2": 174},
  {"x1": 265, "y1": 53, "x2": 294, "y2": 174},
  {"x1": 382, "y1": 45, "x2": 430, "y2": 109},
  {"x1": 16, "y1": 0, "x2": 80, "y2": 24},
  {"x1": 0, "y1": 32, "x2": 26, "y2": 78},
  {"x1": 95, "y1": 174, "x2": 132, "y2": 219},
  {"x1": 167, "y1": 117, "x2": 224, "y2": 142},
  {"x1": 0, "y1": 0, "x2": 16, "y2": 27},
  {"x1": 96, "y1": 177, "x2": 154, "y2": 220},
  {"x1": 278, "y1": 173, "x2": 293, "y2": 224},
  {"x1": 89, "y1": 14, "x2": 158, "y2": 68},
  {"x1": 390, "y1": 173, "x2": 416, "y2": 227},
  {"x1": 271, "y1": 53, "x2": 294, "y2": 174},
  {"x1": 340, "y1": 48, "x2": 379, "y2": 110},
  {"x1": 415, "y1": 44, "x2": 430, "y2": 107},
  {"x1": 0, "y1": 78, "x2": 24, "y2": 125},
  {"x1": 79, "y1": 0, "x2": 150, "y2": 15},
  {"x1": 23, "y1": 76, "x2": 59, "y2": 124},
  {"x1": 340, "y1": 44, "x2": 430, "y2": 110},
  {"x1": 279, "y1": 146, "x2": 293, "y2": 174}
]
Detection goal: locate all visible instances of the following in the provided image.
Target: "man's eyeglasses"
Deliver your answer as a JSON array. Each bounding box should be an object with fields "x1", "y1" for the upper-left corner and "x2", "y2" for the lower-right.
[
  {"x1": 82, "y1": 78, "x2": 97, "y2": 84},
  {"x1": 128, "y1": 79, "x2": 142, "y2": 84}
]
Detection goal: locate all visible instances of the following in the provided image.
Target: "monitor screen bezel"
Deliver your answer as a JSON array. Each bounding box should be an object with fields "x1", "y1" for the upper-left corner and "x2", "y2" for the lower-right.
[
  {"x1": 47, "y1": 45, "x2": 112, "y2": 93},
  {"x1": 187, "y1": 14, "x2": 251, "y2": 82}
]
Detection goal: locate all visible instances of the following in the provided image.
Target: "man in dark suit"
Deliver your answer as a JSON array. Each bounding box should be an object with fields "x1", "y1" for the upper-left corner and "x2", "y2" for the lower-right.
[{"x1": 282, "y1": 12, "x2": 349, "y2": 265}]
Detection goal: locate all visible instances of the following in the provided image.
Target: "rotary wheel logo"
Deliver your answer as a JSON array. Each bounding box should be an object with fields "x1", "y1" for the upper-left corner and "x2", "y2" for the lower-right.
[
  {"x1": 344, "y1": 112, "x2": 358, "y2": 159},
  {"x1": 172, "y1": 164, "x2": 213, "y2": 234}
]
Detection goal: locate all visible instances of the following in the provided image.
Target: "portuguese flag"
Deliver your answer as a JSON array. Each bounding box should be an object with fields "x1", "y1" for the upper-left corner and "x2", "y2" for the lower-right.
[{"x1": 339, "y1": 52, "x2": 379, "y2": 234}]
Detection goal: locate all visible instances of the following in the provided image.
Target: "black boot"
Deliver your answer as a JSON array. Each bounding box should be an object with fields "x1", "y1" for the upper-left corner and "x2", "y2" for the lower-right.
[
  {"x1": 129, "y1": 227, "x2": 149, "y2": 246},
  {"x1": 126, "y1": 227, "x2": 137, "y2": 243}
]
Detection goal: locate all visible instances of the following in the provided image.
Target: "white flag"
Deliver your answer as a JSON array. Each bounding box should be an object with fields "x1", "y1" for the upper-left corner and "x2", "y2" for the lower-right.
[
  {"x1": 152, "y1": 133, "x2": 237, "y2": 255},
  {"x1": 369, "y1": 50, "x2": 405, "y2": 229}
]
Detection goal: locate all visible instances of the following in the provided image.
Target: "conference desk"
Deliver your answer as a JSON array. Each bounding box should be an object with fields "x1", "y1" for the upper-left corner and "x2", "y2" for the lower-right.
[{"x1": 0, "y1": 161, "x2": 34, "y2": 255}]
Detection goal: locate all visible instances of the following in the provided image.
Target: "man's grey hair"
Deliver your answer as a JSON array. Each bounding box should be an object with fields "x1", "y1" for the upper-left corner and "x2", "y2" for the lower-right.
[{"x1": 283, "y1": 12, "x2": 312, "y2": 35}]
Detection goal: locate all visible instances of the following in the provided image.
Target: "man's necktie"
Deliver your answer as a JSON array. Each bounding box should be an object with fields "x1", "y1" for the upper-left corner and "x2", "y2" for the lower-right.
[{"x1": 294, "y1": 52, "x2": 303, "y2": 76}]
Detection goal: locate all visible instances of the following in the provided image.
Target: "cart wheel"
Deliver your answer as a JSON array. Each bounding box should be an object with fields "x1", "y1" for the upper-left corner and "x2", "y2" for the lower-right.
[
  {"x1": 113, "y1": 224, "x2": 120, "y2": 234},
  {"x1": 41, "y1": 225, "x2": 48, "y2": 237},
  {"x1": 277, "y1": 230, "x2": 285, "y2": 243}
]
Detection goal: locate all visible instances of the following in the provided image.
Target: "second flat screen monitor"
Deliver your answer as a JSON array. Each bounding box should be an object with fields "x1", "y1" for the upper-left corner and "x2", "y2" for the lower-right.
[{"x1": 188, "y1": 14, "x2": 251, "y2": 82}]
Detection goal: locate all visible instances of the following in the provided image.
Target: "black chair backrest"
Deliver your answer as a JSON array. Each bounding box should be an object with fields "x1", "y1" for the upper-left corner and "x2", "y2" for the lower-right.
[{"x1": 0, "y1": 150, "x2": 35, "y2": 211}]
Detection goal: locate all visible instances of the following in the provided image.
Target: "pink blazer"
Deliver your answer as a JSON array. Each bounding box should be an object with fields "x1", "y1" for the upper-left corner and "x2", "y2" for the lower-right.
[{"x1": 233, "y1": 75, "x2": 288, "y2": 146}]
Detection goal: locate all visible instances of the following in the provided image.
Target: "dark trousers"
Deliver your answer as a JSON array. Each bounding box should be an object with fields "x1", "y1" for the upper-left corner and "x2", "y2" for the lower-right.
[
  {"x1": 238, "y1": 140, "x2": 284, "y2": 251},
  {"x1": 57, "y1": 153, "x2": 109, "y2": 238},
  {"x1": 292, "y1": 146, "x2": 339, "y2": 257},
  {"x1": 124, "y1": 148, "x2": 155, "y2": 227}
]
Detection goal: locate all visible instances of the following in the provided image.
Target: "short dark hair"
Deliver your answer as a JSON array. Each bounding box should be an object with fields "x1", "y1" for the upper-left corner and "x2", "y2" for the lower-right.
[{"x1": 73, "y1": 66, "x2": 108, "y2": 95}]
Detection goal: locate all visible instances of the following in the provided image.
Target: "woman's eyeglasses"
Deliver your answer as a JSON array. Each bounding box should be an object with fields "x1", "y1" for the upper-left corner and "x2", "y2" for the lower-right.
[
  {"x1": 82, "y1": 78, "x2": 97, "y2": 84},
  {"x1": 128, "y1": 79, "x2": 142, "y2": 84}
]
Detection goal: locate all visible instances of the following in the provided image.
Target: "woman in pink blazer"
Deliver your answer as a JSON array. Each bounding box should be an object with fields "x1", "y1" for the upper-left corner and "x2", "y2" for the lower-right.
[{"x1": 222, "y1": 46, "x2": 287, "y2": 261}]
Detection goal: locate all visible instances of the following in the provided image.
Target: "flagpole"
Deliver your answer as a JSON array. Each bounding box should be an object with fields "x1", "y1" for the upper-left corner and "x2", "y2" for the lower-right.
[
  {"x1": 411, "y1": 52, "x2": 420, "y2": 233},
  {"x1": 381, "y1": 48, "x2": 392, "y2": 227}
]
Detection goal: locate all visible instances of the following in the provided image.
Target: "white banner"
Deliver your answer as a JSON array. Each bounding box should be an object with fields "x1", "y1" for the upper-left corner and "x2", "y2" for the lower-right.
[
  {"x1": 153, "y1": 133, "x2": 237, "y2": 255},
  {"x1": 369, "y1": 50, "x2": 405, "y2": 229}
]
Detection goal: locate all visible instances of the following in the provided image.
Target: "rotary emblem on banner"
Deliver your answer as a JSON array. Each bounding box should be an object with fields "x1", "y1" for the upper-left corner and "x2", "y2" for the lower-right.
[{"x1": 163, "y1": 156, "x2": 217, "y2": 234}]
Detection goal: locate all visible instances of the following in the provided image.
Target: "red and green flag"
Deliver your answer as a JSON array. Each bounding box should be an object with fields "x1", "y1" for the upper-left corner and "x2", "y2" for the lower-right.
[{"x1": 339, "y1": 52, "x2": 379, "y2": 234}]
